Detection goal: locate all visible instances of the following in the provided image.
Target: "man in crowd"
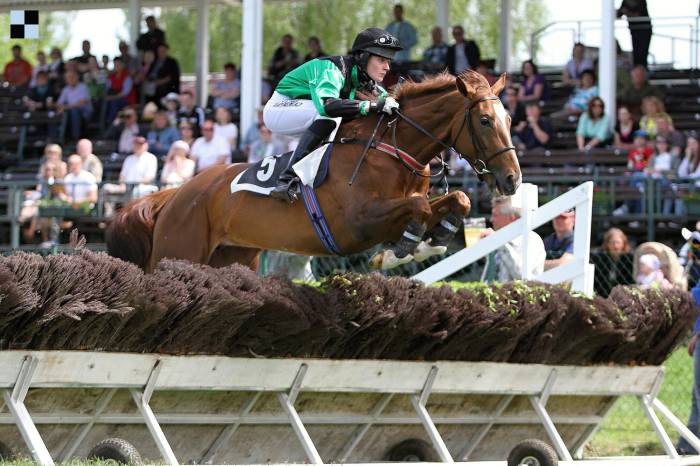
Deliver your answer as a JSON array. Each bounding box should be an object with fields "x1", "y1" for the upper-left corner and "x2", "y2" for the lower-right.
[
  {"x1": 655, "y1": 116, "x2": 685, "y2": 157},
  {"x1": 268, "y1": 34, "x2": 299, "y2": 87},
  {"x1": 422, "y1": 26, "x2": 448, "y2": 73},
  {"x1": 137, "y1": 15, "x2": 167, "y2": 53},
  {"x1": 116, "y1": 136, "x2": 158, "y2": 197},
  {"x1": 619, "y1": 65, "x2": 664, "y2": 109},
  {"x1": 480, "y1": 194, "x2": 545, "y2": 282},
  {"x1": 56, "y1": 69, "x2": 92, "y2": 140},
  {"x1": 385, "y1": 4, "x2": 417, "y2": 63},
  {"x1": 446, "y1": 25, "x2": 480, "y2": 76},
  {"x1": 72, "y1": 40, "x2": 96, "y2": 74},
  {"x1": 544, "y1": 210, "x2": 575, "y2": 270},
  {"x1": 63, "y1": 154, "x2": 98, "y2": 205},
  {"x1": 105, "y1": 107, "x2": 140, "y2": 155},
  {"x1": 513, "y1": 103, "x2": 553, "y2": 152},
  {"x1": 118, "y1": 41, "x2": 140, "y2": 77},
  {"x1": 3, "y1": 44, "x2": 32, "y2": 87},
  {"x1": 76, "y1": 138, "x2": 103, "y2": 182},
  {"x1": 190, "y1": 120, "x2": 230, "y2": 174},
  {"x1": 177, "y1": 90, "x2": 206, "y2": 137},
  {"x1": 149, "y1": 43, "x2": 181, "y2": 105},
  {"x1": 210, "y1": 62, "x2": 241, "y2": 115}
]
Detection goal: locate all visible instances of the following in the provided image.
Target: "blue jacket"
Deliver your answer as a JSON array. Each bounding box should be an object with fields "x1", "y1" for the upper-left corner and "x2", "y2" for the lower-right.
[{"x1": 692, "y1": 280, "x2": 700, "y2": 334}]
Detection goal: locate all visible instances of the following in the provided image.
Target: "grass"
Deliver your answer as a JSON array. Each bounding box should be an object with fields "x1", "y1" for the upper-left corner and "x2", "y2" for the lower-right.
[{"x1": 587, "y1": 348, "x2": 694, "y2": 457}]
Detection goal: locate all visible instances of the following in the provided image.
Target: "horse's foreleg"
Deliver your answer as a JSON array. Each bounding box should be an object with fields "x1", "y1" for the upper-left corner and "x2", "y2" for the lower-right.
[
  {"x1": 413, "y1": 191, "x2": 471, "y2": 262},
  {"x1": 208, "y1": 245, "x2": 261, "y2": 271}
]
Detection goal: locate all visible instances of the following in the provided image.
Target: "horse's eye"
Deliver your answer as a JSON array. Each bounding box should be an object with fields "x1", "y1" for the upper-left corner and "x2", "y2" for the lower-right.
[{"x1": 480, "y1": 116, "x2": 490, "y2": 127}]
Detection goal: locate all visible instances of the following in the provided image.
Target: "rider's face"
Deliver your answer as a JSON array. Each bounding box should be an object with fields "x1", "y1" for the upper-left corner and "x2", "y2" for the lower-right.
[{"x1": 365, "y1": 55, "x2": 391, "y2": 82}]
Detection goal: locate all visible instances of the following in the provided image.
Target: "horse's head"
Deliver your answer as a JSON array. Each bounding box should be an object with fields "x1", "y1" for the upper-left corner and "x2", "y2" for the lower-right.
[{"x1": 453, "y1": 70, "x2": 521, "y2": 196}]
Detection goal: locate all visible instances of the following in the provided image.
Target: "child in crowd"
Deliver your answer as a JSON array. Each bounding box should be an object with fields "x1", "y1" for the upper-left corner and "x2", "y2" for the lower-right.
[
  {"x1": 627, "y1": 130, "x2": 653, "y2": 172},
  {"x1": 636, "y1": 253, "x2": 672, "y2": 289}
]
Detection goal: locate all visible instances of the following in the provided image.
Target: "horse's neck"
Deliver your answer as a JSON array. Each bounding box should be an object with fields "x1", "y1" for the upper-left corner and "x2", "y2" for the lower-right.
[{"x1": 393, "y1": 93, "x2": 456, "y2": 164}]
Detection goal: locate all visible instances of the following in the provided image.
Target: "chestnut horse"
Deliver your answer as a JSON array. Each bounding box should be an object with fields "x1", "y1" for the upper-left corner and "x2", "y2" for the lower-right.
[{"x1": 107, "y1": 70, "x2": 521, "y2": 272}]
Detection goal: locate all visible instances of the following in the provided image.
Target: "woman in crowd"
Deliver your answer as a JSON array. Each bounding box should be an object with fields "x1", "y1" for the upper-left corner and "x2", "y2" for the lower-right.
[
  {"x1": 518, "y1": 59, "x2": 547, "y2": 103},
  {"x1": 160, "y1": 140, "x2": 195, "y2": 189},
  {"x1": 576, "y1": 97, "x2": 611, "y2": 151},
  {"x1": 593, "y1": 227, "x2": 634, "y2": 296},
  {"x1": 105, "y1": 57, "x2": 137, "y2": 124},
  {"x1": 553, "y1": 69, "x2": 597, "y2": 118},
  {"x1": 178, "y1": 121, "x2": 197, "y2": 148},
  {"x1": 614, "y1": 105, "x2": 639, "y2": 150},
  {"x1": 639, "y1": 96, "x2": 672, "y2": 139},
  {"x1": 213, "y1": 106, "x2": 238, "y2": 154},
  {"x1": 679, "y1": 134, "x2": 700, "y2": 186},
  {"x1": 38, "y1": 143, "x2": 67, "y2": 179},
  {"x1": 562, "y1": 42, "x2": 594, "y2": 86}
]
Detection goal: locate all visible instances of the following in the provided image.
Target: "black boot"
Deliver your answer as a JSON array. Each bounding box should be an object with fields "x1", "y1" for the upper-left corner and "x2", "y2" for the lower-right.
[{"x1": 270, "y1": 119, "x2": 336, "y2": 203}]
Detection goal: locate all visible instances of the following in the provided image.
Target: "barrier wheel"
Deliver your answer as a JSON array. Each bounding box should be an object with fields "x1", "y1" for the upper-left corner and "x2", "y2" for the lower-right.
[
  {"x1": 507, "y1": 439, "x2": 558, "y2": 466},
  {"x1": 385, "y1": 438, "x2": 439, "y2": 462},
  {"x1": 0, "y1": 440, "x2": 15, "y2": 460},
  {"x1": 87, "y1": 438, "x2": 142, "y2": 465}
]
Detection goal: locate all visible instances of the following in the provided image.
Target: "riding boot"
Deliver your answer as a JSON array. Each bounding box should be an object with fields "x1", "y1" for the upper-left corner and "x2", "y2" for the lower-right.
[{"x1": 270, "y1": 119, "x2": 337, "y2": 203}]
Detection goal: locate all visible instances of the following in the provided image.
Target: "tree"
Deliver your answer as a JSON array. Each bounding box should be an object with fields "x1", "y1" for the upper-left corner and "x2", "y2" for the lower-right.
[{"x1": 0, "y1": 12, "x2": 73, "y2": 67}]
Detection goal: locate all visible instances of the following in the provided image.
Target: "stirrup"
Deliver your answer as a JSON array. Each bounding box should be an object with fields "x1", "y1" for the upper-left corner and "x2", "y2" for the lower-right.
[{"x1": 270, "y1": 178, "x2": 300, "y2": 203}]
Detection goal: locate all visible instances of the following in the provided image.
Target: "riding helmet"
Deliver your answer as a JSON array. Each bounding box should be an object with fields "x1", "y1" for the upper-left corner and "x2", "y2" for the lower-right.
[{"x1": 350, "y1": 28, "x2": 403, "y2": 60}]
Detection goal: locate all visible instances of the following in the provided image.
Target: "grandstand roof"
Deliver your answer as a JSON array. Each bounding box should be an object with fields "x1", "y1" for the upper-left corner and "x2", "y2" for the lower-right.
[{"x1": 0, "y1": 0, "x2": 235, "y2": 12}]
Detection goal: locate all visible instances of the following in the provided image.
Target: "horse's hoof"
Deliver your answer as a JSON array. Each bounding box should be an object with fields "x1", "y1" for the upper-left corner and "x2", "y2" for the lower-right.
[
  {"x1": 413, "y1": 240, "x2": 447, "y2": 262},
  {"x1": 369, "y1": 250, "x2": 414, "y2": 270}
]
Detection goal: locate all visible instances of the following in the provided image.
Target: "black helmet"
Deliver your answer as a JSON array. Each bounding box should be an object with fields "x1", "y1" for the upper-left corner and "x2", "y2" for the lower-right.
[{"x1": 350, "y1": 28, "x2": 402, "y2": 60}]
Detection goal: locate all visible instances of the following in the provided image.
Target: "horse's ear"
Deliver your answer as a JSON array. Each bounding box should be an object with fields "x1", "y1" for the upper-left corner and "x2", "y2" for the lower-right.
[
  {"x1": 491, "y1": 73, "x2": 507, "y2": 96},
  {"x1": 456, "y1": 77, "x2": 476, "y2": 98}
]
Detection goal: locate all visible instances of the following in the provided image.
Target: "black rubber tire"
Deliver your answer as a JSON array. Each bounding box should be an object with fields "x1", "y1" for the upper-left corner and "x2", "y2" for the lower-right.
[
  {"x1": 0, "y1": 440, "x2": 15, "y2": 460},
  {"x1": 384, "y1": 438, "x2": 439, "y2": 462},
  {"x1": 507, "y1": 439, "x2": 559, "y2": 466},
  {"x1": 87, "y1": 438, "x2": 142, "y2": 465}
]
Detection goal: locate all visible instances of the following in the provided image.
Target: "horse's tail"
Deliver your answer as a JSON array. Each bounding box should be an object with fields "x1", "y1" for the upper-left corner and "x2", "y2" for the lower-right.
[{"x1": 105, "y1": 188, "x2": 178, "y2": 269}]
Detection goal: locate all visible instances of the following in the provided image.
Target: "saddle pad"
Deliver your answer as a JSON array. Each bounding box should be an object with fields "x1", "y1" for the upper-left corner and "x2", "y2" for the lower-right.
[{"x1": 230, "y1": 143, "x2": 333, "y2": 196}]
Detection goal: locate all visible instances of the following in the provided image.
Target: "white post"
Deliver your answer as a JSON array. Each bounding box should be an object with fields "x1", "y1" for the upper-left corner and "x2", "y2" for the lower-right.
[
  {"x1": 128, "y1": 0, "x2": 142, "y2": 55},
  {"x1": 436, "y1": 0, "x2": 450, "y2": 43},
  {"x1": 241, "y1": 0, "x2": 264, "y2": 144},
  {"x1": 571, "y1": 182, "x2": 594, "y2": 294},
  {"x1": 519, "y1": 183, "x2": 538, "y2": 280},
  {"x1": 599, "y1": 0, "x2": 617, "y2": 128},
  {"x1": 195, "y1": 0, "x2": 210, "y2": 108},
  {"x1": 498, "y1": 0, "x2": 513, "y2": 73}
]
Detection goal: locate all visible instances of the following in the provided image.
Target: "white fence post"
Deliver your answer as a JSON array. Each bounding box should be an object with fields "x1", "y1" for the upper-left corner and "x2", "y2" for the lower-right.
[{"x1": 520, "y1": 183, "x2": 539, "y2": 280}]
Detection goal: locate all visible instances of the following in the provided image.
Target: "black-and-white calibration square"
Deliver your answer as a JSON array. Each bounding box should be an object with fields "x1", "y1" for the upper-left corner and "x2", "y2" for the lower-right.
[{"x1": 10, "y1": 10, "x2": 39, "y2": 39}]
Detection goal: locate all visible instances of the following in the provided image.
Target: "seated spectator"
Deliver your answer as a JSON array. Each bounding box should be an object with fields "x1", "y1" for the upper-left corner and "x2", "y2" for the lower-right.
[
  {"x1": 105, "y1": 57, "x2": 137, "y2": 124},
  {"x1": 447, "y1": 25, "x2": 480, "y2": 75},
  {"x1": 518, "y1": 59, "x2": 547, "y2": 103},
  {"x1": 30, "y1": 51, "x2": 49, "y2": 87},
  {"x1": 147, "y1": 110, "x2": 179, "y2": 157},
  {"x1": 22, "y1": 161, "x2": 67, "y2": 246},
  {"x1": 503, "y1": 86, "x2": 525, "y2": 130},
  {"x1": 38, "y1": 143, "x2": 68, "y2": 179},
  {"x1": 210, "y1": 62, "x2": 241, "y2": 115},
  {"x1": 639, "y1": 95, "x2": 672, "y2": 139},
  {"x1": 105, "y1": 107, "x2": 140, "y2": 154},
  {"x1": 613, "y1": 105, "x2": 639, "y2": 150},
  {"x1": 303, "y1": 36, "x2": 327, "y2": 63},
  {"x1": 627, "y1": 130, "x2": 653, "y2": 172},
  {"x1": 576, "y1": 97, "x2": 611, "y2": 151},
  {"x1": 243, "y1": 107, "x2": 265, "y2": 158},
  {"x1": 678, "y1": 134, "x2": 700, "y2": 185},
  {"x1": 562, "y1": 42, "x2": 594, "y2": 86},
  {"x1": 104, "y1": 136, "x2": 158, "y2": 198},
  {"x1": 422, "y1": 26, "x2": 448, "y2": 73},
  {"x1": 135, "y1": 49, "x2": 156, "y2": 103},
  {"x1": 655, "y1": 116, "x2": 685, "y2": 157},
  {"x1": 161, "y1": 92, "x2": 180, "y2": 126},
  {"x1": 619, "y1": 65, "x2": 664, "y2": 110},
  {"x1": 118, "y1": 40, "x2": 140, "y2": 77},
  {"x1": 191, "y1": 120, "x2": 230, "y2": 173},
  {"x1": 176, "y1": 90, "x2": 206, "y2": 137},
  {"x1": 83, "y1": 56, "x2": 107, "y2": 104},
  {"x1": 56, "y1": 69, "x2": 93, "y2": 141},
  {"x1": 636, "y1": 253, "x2": 672, "y2": 289},
  {"x1": 148, "y1": 43, "x2": 180, "y2": 105},
  {"x1": 63, "y1": 154, "x2": 98, "y2": 205},
  {"x1": 47, "y1": 47, "x2": 65, "y2": 93},
  {"x1": 248, "y1": 124, "x2": 284, "y2": 163},
  {"x1": 160, "y1": 140, "x2": 195, "y2": 189},
  {"x1": 24, "y1": 71, "x2": 57, "y2": 111},
  {"x1": 178, "y1": 121, "x2": 196, "y2": 148},
  {"x1": 543, "y1": 210, "x2": 575, "y2": 270},
  {"x1": 136, "y1": 15, "x2": 166, "y2": 54},
  {"x1": 479, "y1": 194, "x2": 545, "y2": 282},
  {"x1": 593, "y1": 227, "x2": 634, "y2": 296},
  {"x1": 213, "y1": 107, "x2": 238, "y2": 153},
  {"x1": 553, "y1": 69, "x2": 598, "y2": 118},
  {"x1": 76, "y1": 138, "x2": 103, "y2": 182},
  {"x1": 647, "y1": 135, "x2": 675, "y2": 178},
  {"x1": 3, "y1": 44, "x2": 32, "y2": 87},
  {"x1": 513, "y1": 103, "x2": 552, "y2": 152}
]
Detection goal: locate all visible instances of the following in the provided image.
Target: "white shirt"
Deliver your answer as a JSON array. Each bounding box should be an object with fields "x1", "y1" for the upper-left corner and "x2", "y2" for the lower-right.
[
  {"x1": 481, "y1": 231, "x2": 546, "y2": 283},
  {"x1": 214, "y1": 122, "x2": 238, "y2": 152},
  {"x1": 120, "y1": 151, "x2": 158, "y2": 184},
  {"x1": 119, "y1": 124, "x2": 140, "y2": 154},
  {"x1": 191, "y1": 136, "x2": 230, "y2": 173},
  {"x1": 678, "y1": 155, "x2": 700, "y2": 187},
  {"x1": 652, "y1": 151, "x2": 673, "y2": 172},
  {"x1": 63, "y1": 170, "x2": 97, "y2": 203}
]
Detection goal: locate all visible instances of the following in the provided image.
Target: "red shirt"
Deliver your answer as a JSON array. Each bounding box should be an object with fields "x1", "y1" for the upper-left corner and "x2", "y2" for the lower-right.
[
  {"x1": 628, "y1": 146, "x2": 653, "y2": 171},
  {"x1": 3, "y1": 59, "x2": 32, "y2": 86}
]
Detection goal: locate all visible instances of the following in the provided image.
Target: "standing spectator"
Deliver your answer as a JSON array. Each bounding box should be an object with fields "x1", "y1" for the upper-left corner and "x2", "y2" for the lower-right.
[
  {"x1": 552, "y1": 69, "x2": 598, "y2": 118},
  {"x1": 304, "y1": 37, "x2": 327, "y2": 63},
  {"x1": 147, "y1": 110, "x2": 179, "y2": 157},
  {"x1": 655, "y1": 116, "x2": 685, "y2": 157},
  {"x1": 63, "y1": 154, "x2": 98, "y2": 205},
  {"x1": 593, "y1": 228, "x2": 634, "y2": 297},
  {"x1": 385, "y1": 4, "x2": 417, "y2": 63},
  {"x1": 178, "y1": 121, "x2": 196, "y2": 148},
  {"x1": 47, "y1": 47, "x2": 65, "y2": 92},
  {"x1": 29, "y1": 51, "x2": 50, "y2": 87},
  {"x1": 148, "y1": 43, "x2": 180, "y2": 105},
  {"x1": 513, "y1": 103, "x2": 552, "y2": 152},
  {"x1": 268, "y1": 34, "x2": 299, "y2": 87},
  {"x1": 24, "y1": 71, "x2": 57, "y2": 111},
  {"x1": 678, "y1": 279, "x2": 700, "y2": 455},
  {"x1": 210, "y1": 62, "x2": 241, "y2": 115},
  {"x1": 176, "y1": 91, "x2": 206, "y2": 137},
  {"x1": 617, "y1": 0, "x2": 652, "y2": 68},
  {"x1": 639, "y1": 95, "x2": 672, "y2": 139},
  {"x1": 503, "y1": 86, "x2": 525, "y2": 130},
  {"x1": 619, "y1": 65, "x2": 664, "y2": 109},
  {"x1": 446, "y1": 25, "x2": 480, "y2": 75},
  {"x1": 137, "y1": 15, "x2": 166, "y2": 54},
  {"x1": 105, "y1": 107, "x2": 140, "y2": 155},
  {"x1": 248, "y1": 124, "x2": 283, "y2": 164},
  {"x1": 213, "y1": 107, "x2": 238, "y2": 153},
  {"x1": 614, "y1": 105, "x2": 640, "y2": 150},
  {"x1": 56, "y1": 70, "x2": 93, "y2": 141},
  {"x1": 76, "y1": 138, "x2": 103, "y2": 182},
  {"x1": 3, "y1": 45, "x2": 32, "y2": 87},
  {"x1": 422, "y1": 26, "x2": 448, "y2": 73},
  {"x1": 562, "y1": 42, "x2": 594, "y2": 86},
  {"x1": 118, "y1": 41, "x2": 140, "y2": 77},
  {"x1": 518, "y1": 59, "x2": 547, "y2": 103},
  {"x1": 479, "y1": 194, "x2": 545, "y2": 283},
  {"x1": 576, "y1": 97, "x2": 611, "y2": 151},
  {"x1": 160, "y1": 140, "x2": 195, "y2": 189},
  {"x1": 105, "y1": 57, "x2": 137, "y2": 124},
  {"x1": 543, "y1": 210, "x2": 575, "y2": 270},
  {"x1": 190, "y1": 120, "x2": 230, "y2": 173},
  {"x1": 73, "y1": 40, "x2": 96, "y2": 74}
]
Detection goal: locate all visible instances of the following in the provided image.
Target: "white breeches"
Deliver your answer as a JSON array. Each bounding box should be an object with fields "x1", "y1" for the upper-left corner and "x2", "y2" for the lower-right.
[{"x1": 263, "y1": 92, "x2": 322, "y2": 137}]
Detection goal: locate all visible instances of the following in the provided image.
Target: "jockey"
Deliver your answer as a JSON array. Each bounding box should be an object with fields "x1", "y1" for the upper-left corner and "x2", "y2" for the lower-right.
[{"x1": 263, "y1": 27, "x2": 402, "y2": 202}]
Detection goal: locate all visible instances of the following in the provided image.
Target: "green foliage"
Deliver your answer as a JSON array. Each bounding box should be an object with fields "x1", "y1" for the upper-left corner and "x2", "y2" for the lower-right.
[
  {"x1": 160, "y1": 0, "x2": 547, "y2": 74},
  {"x1": 0, "y1": 12, "x2": 73, "y2": 66}
]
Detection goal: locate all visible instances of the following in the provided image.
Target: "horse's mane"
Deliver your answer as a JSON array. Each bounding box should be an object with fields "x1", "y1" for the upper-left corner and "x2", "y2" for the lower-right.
[{"x1": 392, "y1": 69, "x2": 491, "y2": 102}]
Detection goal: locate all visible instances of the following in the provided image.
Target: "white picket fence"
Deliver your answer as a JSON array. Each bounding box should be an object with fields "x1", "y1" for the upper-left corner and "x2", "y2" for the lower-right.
[{"x1": 413, "y1": 181, "x2": 595, "y2": 295}]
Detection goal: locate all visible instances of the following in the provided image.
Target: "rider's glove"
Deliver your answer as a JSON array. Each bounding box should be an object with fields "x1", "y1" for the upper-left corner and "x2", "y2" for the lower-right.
[{"x1": 380, "y1": 96, "x2": 400, "y2": 115}]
